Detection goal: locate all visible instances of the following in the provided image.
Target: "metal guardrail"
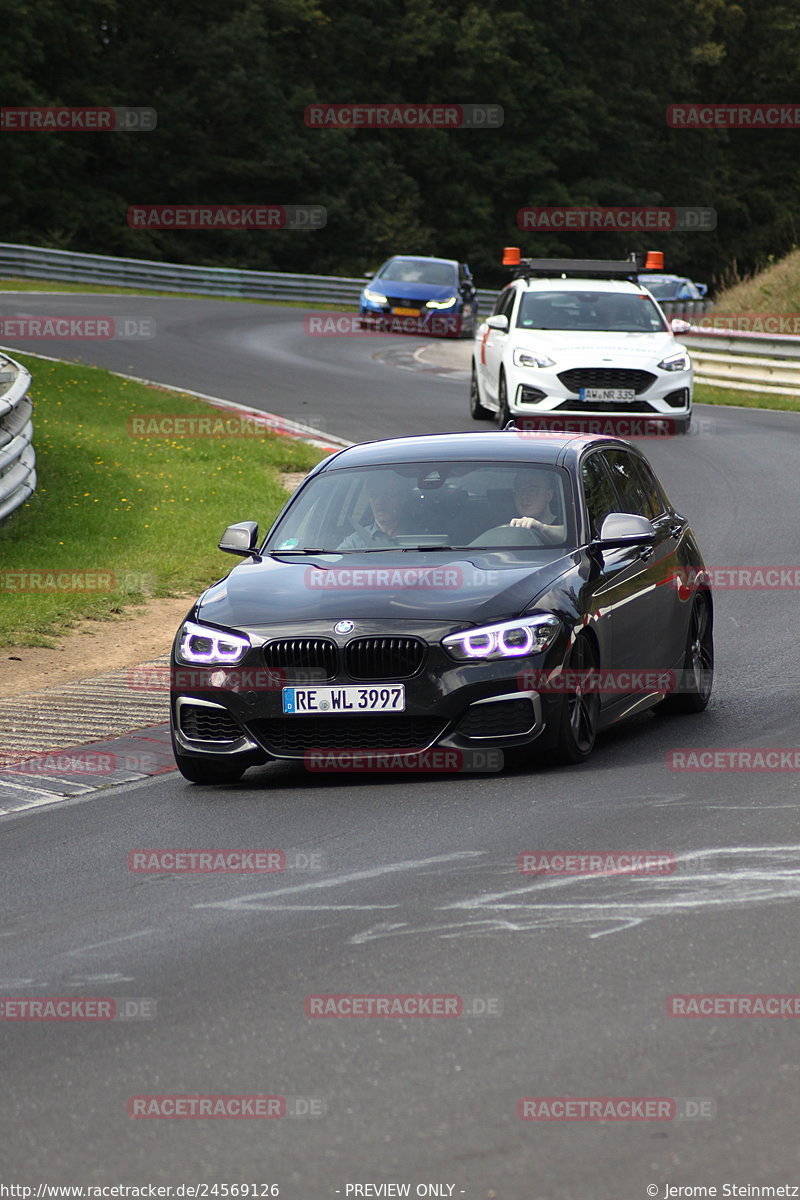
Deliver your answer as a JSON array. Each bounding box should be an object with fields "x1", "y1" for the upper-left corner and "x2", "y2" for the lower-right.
[
  {"x1": 1, "y1": 241, "x2": 797, "y2": 393},
  {"x1": 0, "y1": 353, "x2": 35, "y2": 523},
  {"x1": 677, "y1": 326, "x2": 800, "y2": 395},
  {"x1": 0, "y1": 242, "x2": 368, "y2": 305}
]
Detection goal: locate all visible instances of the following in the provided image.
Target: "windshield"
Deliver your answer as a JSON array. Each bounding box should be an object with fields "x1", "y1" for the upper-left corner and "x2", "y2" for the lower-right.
[
  {"x1": 377, "y1": 258, "x2": 457, "y2": 287},
  {"x1": 640, "y1": 279, "x2": 676, "y2": 299},
  {"x1": 266, "y1": 462, "x2": 577, "y2": 554},
  {"x1": 516, "y1": 290, "x2": 668, "y2": 333}
]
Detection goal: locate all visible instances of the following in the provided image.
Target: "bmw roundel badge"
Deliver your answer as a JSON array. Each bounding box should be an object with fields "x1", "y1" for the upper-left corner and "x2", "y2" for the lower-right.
[{"x1": 334, "y1": 619, "x2": 355, "y2": 634}]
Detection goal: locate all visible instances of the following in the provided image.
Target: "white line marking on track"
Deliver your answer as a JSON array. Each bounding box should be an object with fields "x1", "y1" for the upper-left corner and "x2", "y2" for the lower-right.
[{"x1": 194, "y1": 851, "x2": 483, "y2": 911}]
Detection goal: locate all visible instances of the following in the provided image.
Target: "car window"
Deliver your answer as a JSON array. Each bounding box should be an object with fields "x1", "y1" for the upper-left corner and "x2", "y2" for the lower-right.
[
  {"x1": 581, "y1": 452, "x2": 620, "y2": 540},
  {"x1": 629, "y1": 455, "x2": 668, "y2": 519},
  {"x1": 492, "y1": 286, "x2": 516, "y2": 321},
  {"x1": 266, "y1": 462, "x2": 577, "y2": 553},
  {"x1": 516, "y1": 289, "x2": 666, "y2": 332},
  {"x1": 377, "y1": 259, "x2": 456, "y2": 286},
  {"x1": 601, "y1": 449, "x2": 655, "y2": 518}
]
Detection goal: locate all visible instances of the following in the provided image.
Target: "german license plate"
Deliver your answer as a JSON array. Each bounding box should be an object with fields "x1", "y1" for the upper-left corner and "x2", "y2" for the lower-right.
[
  {"x1": 392, "y1": 307, "x2": 420, "y2": 317},
  {"x1": 580, "y1": 387, "x2": 636, "y2": 402},
  {"x1": 283, "y1": 685, "x2": 406, "y2": 714}
]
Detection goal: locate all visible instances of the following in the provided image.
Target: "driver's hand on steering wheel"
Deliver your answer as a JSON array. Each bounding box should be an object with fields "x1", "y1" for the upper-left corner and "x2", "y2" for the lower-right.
[{"x1": 509, "y1": 516, "x2": 543, "y2": 530}]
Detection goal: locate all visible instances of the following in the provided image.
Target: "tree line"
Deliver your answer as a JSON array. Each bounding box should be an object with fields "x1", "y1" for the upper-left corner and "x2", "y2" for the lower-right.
[{"x1": 3, "y1": 0, "x2": 799, "y2": 291}]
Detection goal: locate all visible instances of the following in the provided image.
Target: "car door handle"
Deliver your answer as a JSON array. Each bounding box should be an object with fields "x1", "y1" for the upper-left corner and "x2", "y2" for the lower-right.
[
  {"x1": 639, "y1": 545, "x2": 655, "y2": 561},
  {"x1": 669, "y1": 523, "x2": 682, "y2": 539}
]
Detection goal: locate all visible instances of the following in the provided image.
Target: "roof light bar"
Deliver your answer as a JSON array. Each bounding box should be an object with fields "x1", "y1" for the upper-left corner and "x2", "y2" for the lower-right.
[{"x1": 501, "y1": 249, "x2": 665, "y2": 282}]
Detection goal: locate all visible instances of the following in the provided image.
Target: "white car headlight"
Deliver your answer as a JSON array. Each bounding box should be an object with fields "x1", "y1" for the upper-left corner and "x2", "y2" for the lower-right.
[
  {"x1": 512, "y1": 348, "x2": 556, "y2": 369},
  {"x1": 442, "y1": 614, "x2": 561, "y2": 661},
  {"x1": 363, "y1": 287, "x2": 388, "y2": 304},
  {"x1": 426, "y1": 296, "x2": 458, "y2": 309},
  {"x1": 658, "y1": 351, "x2": 690, "y2": 371},
  {"x1": 177, "y1": 620, "x2": 250, "y2": 665}
]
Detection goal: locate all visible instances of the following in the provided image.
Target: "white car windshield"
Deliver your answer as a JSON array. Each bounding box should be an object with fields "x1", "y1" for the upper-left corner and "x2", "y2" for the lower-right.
[{"x1": 517, "y1": 290, "x2": 667, "y2": 333}]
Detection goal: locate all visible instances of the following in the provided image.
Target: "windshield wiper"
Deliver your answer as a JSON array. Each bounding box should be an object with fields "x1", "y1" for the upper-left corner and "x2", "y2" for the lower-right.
[{"x1": 269, "y1": 547, "x2": 329, "y2": 555}]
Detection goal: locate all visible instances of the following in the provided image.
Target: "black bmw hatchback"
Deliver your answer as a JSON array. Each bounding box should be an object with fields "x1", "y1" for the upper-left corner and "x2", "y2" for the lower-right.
[{"x1": 170, "y1": 431, "x2": 713, "y2": 783}]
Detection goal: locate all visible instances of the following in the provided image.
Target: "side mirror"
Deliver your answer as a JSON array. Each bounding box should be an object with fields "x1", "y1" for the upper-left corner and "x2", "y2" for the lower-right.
[
  {"x1": 696, "y1": 283, "x2": 708, "y2": 298},
  {"x1": 485, "y1": 314, "x2": 509, "y2": 332},
  {"x1": 595, "y1": 513, "x2": 657, "y2": 548},
  {"x1": 670, "y1": 317, "x2": 692, "y2": 334},
  {"x1": 219, "y1": 520, "x2": 260, "y2": 557},
  {"x1": 363, "y1": 270, "x2": 375, "y2": 279}
]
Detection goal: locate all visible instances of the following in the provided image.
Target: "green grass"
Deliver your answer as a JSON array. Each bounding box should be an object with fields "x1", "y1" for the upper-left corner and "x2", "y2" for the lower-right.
[
  {"x1": 695, "y1": 382, "x2": 800, "y2": 412},
  {"x1": 0, "y1": 354, "x2": 327, "y2": 646},
  {"x1": 0, "y1": 276, "x2": 354, "y2": 310},
  {"x1": 712, "y1": 248, "x2": 800, "y2": 314}
]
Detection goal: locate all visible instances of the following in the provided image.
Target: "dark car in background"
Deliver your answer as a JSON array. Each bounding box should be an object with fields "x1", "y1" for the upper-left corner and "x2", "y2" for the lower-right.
[
  {"x1": 170, "y1": 431, "x2": 714, "y2": 784},
  {"x1": 359, "y1": 255, "x2": 478, "y2": 337},
  {"x1": 642, "y1": 273, "x2": 708, "y2": 302}
]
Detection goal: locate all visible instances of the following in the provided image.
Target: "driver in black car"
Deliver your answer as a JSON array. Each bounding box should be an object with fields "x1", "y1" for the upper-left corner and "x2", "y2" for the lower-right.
[
  {"x1": 339, "y1": 477, "x2": 409, "y2": 549},
  {"x1": 508, "y1": 471, "x2": 566, "y2": 545}
]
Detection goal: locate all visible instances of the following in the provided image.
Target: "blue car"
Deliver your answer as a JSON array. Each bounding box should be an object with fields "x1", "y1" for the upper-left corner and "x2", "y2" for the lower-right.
[
  {"x1": 642, "y1": 274, "x2": 708, "y2": 302},
  {"x1": 359, "y1": 255, "x2": 478, "y2": 338}
]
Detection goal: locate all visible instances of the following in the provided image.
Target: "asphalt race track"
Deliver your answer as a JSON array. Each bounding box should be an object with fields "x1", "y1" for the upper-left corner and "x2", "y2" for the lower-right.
[{"x1": 2, "y1": 293, "x2": 800, "y2": 1196}]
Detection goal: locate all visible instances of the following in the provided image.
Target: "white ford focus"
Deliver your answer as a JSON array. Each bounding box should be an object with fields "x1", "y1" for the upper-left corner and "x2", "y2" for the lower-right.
[{"x1": 470, "y1": 250, "x2": 693, "y2": 434}]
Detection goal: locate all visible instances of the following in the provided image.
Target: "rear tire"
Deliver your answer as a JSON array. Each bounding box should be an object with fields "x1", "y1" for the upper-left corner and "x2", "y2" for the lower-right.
[
  {"x1": 656, "y1": 593, "x2": 713, "y2": 713},
  {"x1": 469, "y1": 365, "x2": 493, "y2": 420},
  {"x1": 550, "y1": 634, "x2": 600, "y2": 764}
]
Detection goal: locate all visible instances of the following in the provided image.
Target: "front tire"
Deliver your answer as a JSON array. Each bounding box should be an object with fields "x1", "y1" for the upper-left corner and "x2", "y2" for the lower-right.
[
  {"x1": 550, "y1": 634, "x2": 600, "y2": 765},
  {"x1": 497, "y1": 372, "x2": 511, "y2": 427},
  {"x1": 657, "y1": 593, "x2": 713, "y2": 713},
  {"x1": 469, "y1": 364, "x2": 493, "y2": 420}
]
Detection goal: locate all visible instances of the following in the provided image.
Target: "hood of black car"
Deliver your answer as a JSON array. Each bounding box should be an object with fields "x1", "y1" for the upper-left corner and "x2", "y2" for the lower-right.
[{"x1": 196, "y1": 550, "x2": 576, "y2": 629}]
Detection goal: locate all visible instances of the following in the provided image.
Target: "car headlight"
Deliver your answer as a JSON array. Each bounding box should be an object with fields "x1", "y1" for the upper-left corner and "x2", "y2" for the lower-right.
[
  {"x1": 512, "y1": 348, "x2": 556, "y2": 369},
  {"x1": 363, "y1": 287, "x2": 388, "y2": 304},
  {"x1": 177, "y1": 620, "x2": 250, "y2": 665},
  {"x1": 442, "y1": 614, "x2": 561, "y2": 661},
  {"x1": 658, "y1": 351, "x2": 690, "y2": 371},
  {"x1": 426, "y1": 296, "x2": 458, "y2": 309}
]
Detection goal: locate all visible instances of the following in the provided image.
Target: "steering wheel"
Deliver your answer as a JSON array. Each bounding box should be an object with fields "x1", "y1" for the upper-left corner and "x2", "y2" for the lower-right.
[{"x1": 468, "y1": 524, "x2": 546, "y2": 548}]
